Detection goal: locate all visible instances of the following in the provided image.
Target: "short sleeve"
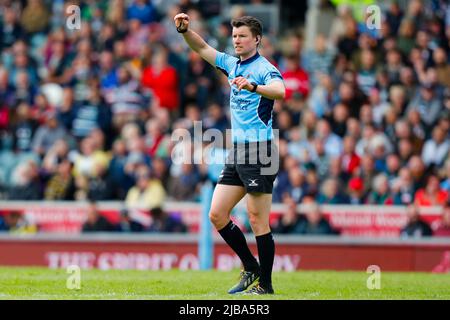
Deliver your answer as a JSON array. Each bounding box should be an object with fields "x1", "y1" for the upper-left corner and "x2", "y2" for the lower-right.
[
  {"x1": 261, "y1": 64, "x2": 284, "y2": 85},
  {"x1": 215, "y1": 51, "x2": 238, "y2": 77}
]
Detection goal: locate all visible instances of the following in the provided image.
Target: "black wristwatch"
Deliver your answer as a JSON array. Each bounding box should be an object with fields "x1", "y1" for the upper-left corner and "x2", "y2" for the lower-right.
[
  {"x1": 176, "y1": 23, "x2": 188, "y2": 33},
  {"x1": 250, "y1": 82, "x2": 258, "y2": 92}
]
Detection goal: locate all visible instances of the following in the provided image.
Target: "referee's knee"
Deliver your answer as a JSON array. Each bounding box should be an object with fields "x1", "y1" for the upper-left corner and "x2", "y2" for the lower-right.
[{"x1": 209, "y1": 210, "x2": 229, "y2": 230}]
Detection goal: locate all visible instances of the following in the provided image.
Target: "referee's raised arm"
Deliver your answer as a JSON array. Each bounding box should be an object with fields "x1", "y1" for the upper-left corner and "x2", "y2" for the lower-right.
[{"x1": 174, "y1": 13, "x2": 217, "y2": 67}]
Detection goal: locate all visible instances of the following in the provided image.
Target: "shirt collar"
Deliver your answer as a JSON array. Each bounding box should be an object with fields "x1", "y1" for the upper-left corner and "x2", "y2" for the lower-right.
[{"x1": 237, "y1": 51, "x2": 260, "y2": 65}]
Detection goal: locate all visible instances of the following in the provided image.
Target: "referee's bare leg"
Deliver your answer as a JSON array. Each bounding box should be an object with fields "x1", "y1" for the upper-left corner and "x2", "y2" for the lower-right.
[
  {"x1": 209, "y1": 184, "x2": 261, "y2": 293},
  {"x1": 209, "y1": 184, "x2": 245, "y2": 230}
]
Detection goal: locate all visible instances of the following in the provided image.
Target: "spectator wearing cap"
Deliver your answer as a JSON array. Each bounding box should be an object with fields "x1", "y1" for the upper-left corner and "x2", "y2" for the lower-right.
[
  {"x1": 400, "y1": 204, "x2": 432, "y2": 238},
  {"x1": 433, "y1": 203, "x2": 450, "y2": 237},
  {"x1": 348, "y1": 177, "x2": 365, "y2": 204},
  {"x1": 125, "y1": 164, "x2": 166, "y2": 210}
]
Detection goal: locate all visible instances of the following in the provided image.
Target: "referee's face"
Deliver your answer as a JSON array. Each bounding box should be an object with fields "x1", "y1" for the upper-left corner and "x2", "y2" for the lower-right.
[{"x1": 232, "y1": 26, "x2": 257, "y2": 58}]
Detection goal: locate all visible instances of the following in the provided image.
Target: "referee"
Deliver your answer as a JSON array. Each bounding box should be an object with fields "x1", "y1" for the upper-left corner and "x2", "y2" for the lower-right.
[{"x1": 174, "y1": 13, "x2": 285, "y2": 295}]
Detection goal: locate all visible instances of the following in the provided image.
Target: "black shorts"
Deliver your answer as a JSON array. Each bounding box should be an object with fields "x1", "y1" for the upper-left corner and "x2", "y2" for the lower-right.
[{"x1": 217, "y1": 140, "x2": 279, "y2": 194}]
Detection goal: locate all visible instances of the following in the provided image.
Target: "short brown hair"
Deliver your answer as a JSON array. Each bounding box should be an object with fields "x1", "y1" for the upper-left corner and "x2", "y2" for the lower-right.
[{"x1": 231, "y1": 16, "x2": 263, "y2": 38}]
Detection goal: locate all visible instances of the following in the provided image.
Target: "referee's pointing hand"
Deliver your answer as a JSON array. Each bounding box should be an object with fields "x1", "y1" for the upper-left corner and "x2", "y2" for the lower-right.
[
  {"x1": 174, "y1": 13, "x2": 189, "y2": 32},
  {"x1": 231, "y1": 76, "x2": 253, "y2": 92}
]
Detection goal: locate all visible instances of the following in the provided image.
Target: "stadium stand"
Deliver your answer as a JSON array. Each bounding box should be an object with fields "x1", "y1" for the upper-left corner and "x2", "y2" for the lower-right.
[{"x1": 0, "y1": 0, "x2": 449, "y2": 239}]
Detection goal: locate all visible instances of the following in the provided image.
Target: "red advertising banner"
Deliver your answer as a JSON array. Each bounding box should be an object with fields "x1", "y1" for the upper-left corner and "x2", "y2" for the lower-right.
[
  {"x1": 0, "y1": 235, "x2": 449, "y2": 272},
  {"x1": 0, "y1": 201, "x2": 445, "y2": 237}
]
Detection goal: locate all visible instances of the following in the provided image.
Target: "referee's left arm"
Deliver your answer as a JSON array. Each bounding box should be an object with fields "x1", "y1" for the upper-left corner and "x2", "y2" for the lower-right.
[
  {"x1": 253, "y1": 81, "x2": 285, "y2": 100},
  {"x1": 232, "y1": 77, "x2": 285, "y2": 100}
]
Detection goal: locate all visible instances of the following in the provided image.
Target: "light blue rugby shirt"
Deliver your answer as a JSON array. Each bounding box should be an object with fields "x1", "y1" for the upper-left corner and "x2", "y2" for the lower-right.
[{"x1": 215, "y1": 51, "x2": 284, "y2": 143}]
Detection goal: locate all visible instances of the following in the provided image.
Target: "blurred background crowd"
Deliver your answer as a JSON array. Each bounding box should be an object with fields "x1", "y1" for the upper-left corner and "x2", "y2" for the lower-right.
[{"x1": 0, "y1": 0, "x2": 449, "y2": 234}]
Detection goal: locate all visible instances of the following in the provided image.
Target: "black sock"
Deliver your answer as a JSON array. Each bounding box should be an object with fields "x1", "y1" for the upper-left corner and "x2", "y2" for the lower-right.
[
  {"x1": 218, "y1": 220, "x2": 259, "y2": 272},
  {"x1": 256, "y1": 232, "x2": 275, "y2": 289}
]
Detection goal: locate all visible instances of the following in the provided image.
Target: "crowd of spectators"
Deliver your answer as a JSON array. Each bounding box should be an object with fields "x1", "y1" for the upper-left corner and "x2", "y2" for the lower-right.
[{"x1": 0, "y1": 0, "x2": 449, "y2": 234}]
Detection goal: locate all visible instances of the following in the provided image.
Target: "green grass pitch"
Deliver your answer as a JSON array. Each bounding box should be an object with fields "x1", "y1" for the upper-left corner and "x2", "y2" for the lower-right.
[{"x1": 0, "y1": 267, "x2": 449, "y2": 300}]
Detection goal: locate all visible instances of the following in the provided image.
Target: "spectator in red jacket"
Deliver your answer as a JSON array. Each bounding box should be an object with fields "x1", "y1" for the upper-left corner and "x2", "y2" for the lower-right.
[
  {"x1": 340, "y1": 135, "x2": 361, "y2": 178},
  {"x1": 282, "y1": 54, "x2": 309, "y2": 101},
  {"x1": 141, "y1": 46, "x2": 179, "y2": 112},
  {"x1": 414, "y1": 174, "x2": 449, "y2": 207}
]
